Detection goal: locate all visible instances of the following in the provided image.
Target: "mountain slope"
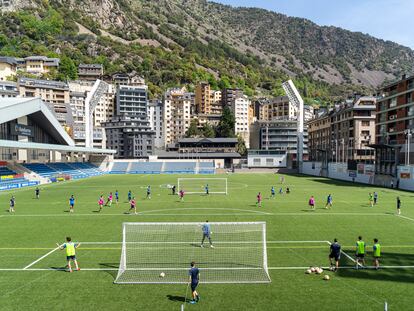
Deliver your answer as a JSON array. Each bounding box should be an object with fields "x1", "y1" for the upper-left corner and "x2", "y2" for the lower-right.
[{"x1": 1, "y1": 0, "x2": 413, "y2": 102}]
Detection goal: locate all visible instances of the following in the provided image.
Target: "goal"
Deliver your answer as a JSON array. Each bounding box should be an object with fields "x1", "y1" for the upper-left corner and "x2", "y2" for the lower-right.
[
  {"x1": 114, "y1": 222, "x2": 271, "y2": 284},
  {"x1": 177, "y1": 178, "x2": 227, "y2": 194}
]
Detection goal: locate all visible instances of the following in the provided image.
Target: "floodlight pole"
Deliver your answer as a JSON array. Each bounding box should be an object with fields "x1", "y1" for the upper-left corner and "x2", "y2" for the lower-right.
[{"x1": 282, "y1": 80, "x2": 304, "y2": 173}]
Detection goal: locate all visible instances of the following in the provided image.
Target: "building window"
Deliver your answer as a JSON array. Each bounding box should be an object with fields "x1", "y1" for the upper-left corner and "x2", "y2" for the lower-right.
[{"x1": 361, "y1": 121, "x2": 370, "y2": 126}]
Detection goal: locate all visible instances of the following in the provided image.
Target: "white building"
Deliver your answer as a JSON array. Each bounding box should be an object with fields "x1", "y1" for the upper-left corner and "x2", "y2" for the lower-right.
[
  {"x1": 148, "y1": 99, "x2": 164, "y2": 149},
  {"x1": 232, "y1": 95, "x2": 250, "y2": 148},
  {"x1": 68, "y1": 80, "x2": 115, "y2": 148},
  {"x1": 163, "y1": 88, "x2": 193, "y2": 147}
]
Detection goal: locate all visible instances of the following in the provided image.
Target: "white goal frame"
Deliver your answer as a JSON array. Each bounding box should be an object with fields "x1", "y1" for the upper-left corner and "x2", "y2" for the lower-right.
[
  {"x1": 177, "y1": 178, "x2": 228, "y2": 195},
  {"x1": 114, "y1": 222, "x2": 270, "y2": 284}
]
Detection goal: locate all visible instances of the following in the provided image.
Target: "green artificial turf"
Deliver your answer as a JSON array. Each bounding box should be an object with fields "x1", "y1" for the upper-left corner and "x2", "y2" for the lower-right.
[{"x1": 0, "y1": 173, "x2": 414, "y2": 311}]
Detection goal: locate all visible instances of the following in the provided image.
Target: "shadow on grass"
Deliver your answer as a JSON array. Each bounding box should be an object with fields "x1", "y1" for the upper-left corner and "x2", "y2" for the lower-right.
[
  {"x1": 50, "y1": 266, "x2": 69, "y2": 272},
  {"x1": 167, "y1": 295, "x2": 186, "y2": 302},
  {"x1": 99, "y1": 263, "x2": 118, "y2": 278},
  {"x1": 337, "y1": 251, "x2": 414, "y2": 284}
]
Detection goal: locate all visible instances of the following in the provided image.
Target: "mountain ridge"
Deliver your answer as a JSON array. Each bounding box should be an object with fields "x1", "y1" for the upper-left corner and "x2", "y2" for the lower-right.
[{"x1": 0, "y1": 0, "x2": 413, "y2": 102}]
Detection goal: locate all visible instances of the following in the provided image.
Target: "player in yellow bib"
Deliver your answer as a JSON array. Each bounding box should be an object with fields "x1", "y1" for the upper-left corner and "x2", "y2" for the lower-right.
[
  {"x1": 373, "y1": 238, "x2": 381, "y2": 270},
  {"x1": 57, "y1": 237, "x2": 81, "y2": 272},
  {"x1": 355, "y1": 236, "x2": 366, "y2": 269}
]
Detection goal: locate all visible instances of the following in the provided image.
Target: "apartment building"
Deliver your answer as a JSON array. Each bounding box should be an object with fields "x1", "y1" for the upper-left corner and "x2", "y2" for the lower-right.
[
  {"x1": 18, "y1": 78, "x2": 73, "y2": 131},
  {"x1": 104, "y1": 116, "x2": 154, "y2": 158},
  {"x1": 104, "y1": 82, "x2": 154, "y2": 158},
  {"x1": 0, "y1": 57, "x2": 17, "y2": 81},
  {"x1": 148, "y1": 99, "x2": 164, "y2": 149},
  {"x1": 164, "y1": 88, "x2": 193, "y2": 147},
  {"x1": 307, "y1": 96, "x2": 376, "y2": 163},
  {"x1": 195, "y1": 82, "x2": 222, "y2": 114},
  {"x1": 221, "y1": 88, "x2": 244, "y2": 108},
  {"x1": 249, "y1": 119, "x2": 309, "y2": 168},
  {"x1": 232, "y1": 95, "x2": 251, "y2": 148},
  {"x1": 112, "y1": 73, "x2": 146, "y2": 86},
  {"x1": 0, "y1": 81, "x2": 18, "y2": 97},
  {"x1": 116, "y1": 84, "x2": 148, "y2": 116},
  {"x1": 255, "y1": 97, "x2": 314, "y2": 123},
  {"x1": 374, "y1": 74, "x2": 414, "y2": 174},
  {"x1": 68, "y1": 80, "x2": 115, "y2": 148},
  {"x1": 78, "y1": 64, "x2": 103, "y2": 81}
]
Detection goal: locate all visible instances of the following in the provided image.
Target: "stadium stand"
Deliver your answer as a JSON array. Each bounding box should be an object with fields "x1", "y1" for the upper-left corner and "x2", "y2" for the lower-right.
[
  {"x1": 198, "y1": 161, "x2": 215, "y2": 174},
  {"x1": 129, "y1": 162, "x2": 163, "y2": 174},
  {"x1": 0, "y1": 163, "x2": 39, "y2": 191},
  {"x1": 162, "y1": 162, "x2": 197, "y2": 174},
  {"x1": 23, "y1": 163, "x2": 56, "y2": 178},
  {"x1": 110, "y1": 162, "x2": 130, "y2": 174},
  {"x1": 109, "y1": 161, "x2": 215, "y2": 174},
  {"x1": 0, "y1": 166, "x2": 17, "y2": 176},
  {"x1": 23, "y1": 162, "x2": 104, "y2": 179}
]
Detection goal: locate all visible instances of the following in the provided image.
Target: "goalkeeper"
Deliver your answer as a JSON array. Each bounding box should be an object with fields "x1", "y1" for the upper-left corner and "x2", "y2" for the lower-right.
[{"x1": 200, "y1": 220, "x2": 214, "y2": 248}]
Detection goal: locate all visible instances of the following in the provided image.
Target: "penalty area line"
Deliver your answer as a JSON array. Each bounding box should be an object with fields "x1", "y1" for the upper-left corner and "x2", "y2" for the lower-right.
[{"x1": 23, "y1": 246, "x2": 60, "y2": 270}]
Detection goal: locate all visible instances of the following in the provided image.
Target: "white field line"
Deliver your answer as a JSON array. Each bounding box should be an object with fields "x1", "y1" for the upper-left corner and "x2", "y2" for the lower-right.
[
  {"x1": 325, "y1": 241, "x2": 361, "y2": 267},
  {"x1": 137, "y1": 208, "x2": 272, "y2": 215},
  {"x1": 2, "y1": 212, "x2": 392, "y2": 217},
  {"x1": 396, "y1": 214, "x2": 414, "y2": 222},
  {"x1": 1, "y1": 265, "x2": 414, "y2": 272},
  {"x1": 23, "y1": 246, "x2": 60, "y2": 270},
  {"x1": 79, "y1": 240, "x2": 328, "y2": 245}
]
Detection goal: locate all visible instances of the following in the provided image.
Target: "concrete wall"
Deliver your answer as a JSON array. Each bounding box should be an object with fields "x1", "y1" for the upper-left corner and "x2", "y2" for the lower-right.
[
  {"x1": 303, "y1": 161, "x2": 414, "y2": 191},
  {"x1": 397, "y1": 166, "x2": 414, "y2": 191},
  {"x1": 248, "y1": 154, "x2": 287, "y2": 168},
  {"x1": 302, "y1": 162, "x2": 375, "y2": 184}
]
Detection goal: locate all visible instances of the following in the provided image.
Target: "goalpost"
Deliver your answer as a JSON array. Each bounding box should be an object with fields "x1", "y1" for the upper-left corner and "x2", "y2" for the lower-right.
[
  {"x1": 114, "y1": 222, "x2": 271, "y2": 284},
  {"x1": 177, "y1": 178, "x2": 228, "y2": 194}
]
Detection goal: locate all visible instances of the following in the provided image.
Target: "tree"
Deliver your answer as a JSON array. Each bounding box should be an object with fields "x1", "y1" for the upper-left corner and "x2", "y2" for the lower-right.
[
  {"x1": 202, "y1": 123, "x2": 215, "y2": 138},
  {"x1": 186, "y1": 119, "x2": 200, "y2": 138},
  {"x1": 58, "y1": 56, "x2": 77, "y2": 80},
  {"x1": 236, "y1": 135, "x2": 247, "y2": 156},
  {"x1": 216, "y1": 106, "x2": 235, "y2": 138}
]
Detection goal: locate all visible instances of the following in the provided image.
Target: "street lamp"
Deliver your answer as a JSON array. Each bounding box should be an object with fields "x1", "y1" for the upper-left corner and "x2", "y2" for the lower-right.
[{"x1": 404, "y1": 129, "x2": 413, "y2": 165}]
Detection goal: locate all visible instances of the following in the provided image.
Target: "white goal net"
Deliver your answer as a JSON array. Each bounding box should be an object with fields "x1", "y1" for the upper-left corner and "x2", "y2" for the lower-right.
[
  {"x1": 114, "y1": 222, "x2": 270, "y2": 284},
  {"x1": 177, "y1": 178, "x2": 227, "y2": 194}
]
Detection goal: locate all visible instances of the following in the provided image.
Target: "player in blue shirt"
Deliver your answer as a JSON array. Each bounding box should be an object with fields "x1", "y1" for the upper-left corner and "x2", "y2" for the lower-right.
[
  {"x1": 270, "y1": 186, "x2": 275, "y2": 198},
  {"x1": 329, "y1": 238, "x2": 341, "y2": 271},
  {"x1": 200, "y1": 220, "x2": 214, "y2": 248},
  {"x1": 127, "y1": 190, "x2": 132, "y2": 202},
  {"x1": 115, "y1": 190, "x2": 119, "y2": 204},
  {"x1": 188, "y1": 261, "x2": 200, "y2": 304},
  {"x1": 69, "y1": 195, "x2": 75, "y2": 213},
  {"x1": 9, "y1": 196, "x2": 15, "y2": 213},
  {"x1": 205, "y1": 184, "x2": 209, "y2": 195},
  {"x1": 146, "y1": 186, "x2": 151, "y2": 199},
  {"x1": 325, "y1": 194, "x2": 333, "y2": 209}
]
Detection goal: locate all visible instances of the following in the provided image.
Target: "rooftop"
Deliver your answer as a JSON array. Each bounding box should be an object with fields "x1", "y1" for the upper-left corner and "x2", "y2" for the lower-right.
[
  {"x1": 18, "y1": 78, "x2": 69, "y2": 90},
  {"x1": 0, "y1": 56, "x2": 17, "y2": 65},
  {"x1": 178, "y1": 138, "x2": 238, "y2": 144}
]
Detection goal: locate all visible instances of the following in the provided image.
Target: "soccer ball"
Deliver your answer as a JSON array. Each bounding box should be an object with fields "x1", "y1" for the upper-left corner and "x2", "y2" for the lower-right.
[
  {"x1": 317, "y1": 268, "x2": 323, "y2": 274},
  {"x1": 310, "y1": 267, "x2": 316, "y2": 273},
  {"x1": 160, "y1": 272, "x2": 165, "y2": 278},
  {"x1": 305, "y1": 269, "x2": 312, "y2": 274},
  {"x1": 323, "y1": 275, "x2": 330, "y2": 281}
]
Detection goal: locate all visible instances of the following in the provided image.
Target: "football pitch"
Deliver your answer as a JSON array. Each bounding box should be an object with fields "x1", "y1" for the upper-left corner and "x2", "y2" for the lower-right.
[{"x1": 1, "y1": 173, "x2": 414, "y2": 311}]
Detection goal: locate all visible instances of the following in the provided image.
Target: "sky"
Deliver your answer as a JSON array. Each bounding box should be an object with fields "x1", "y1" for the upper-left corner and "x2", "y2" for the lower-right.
[{"x1": 214, "y1": 0, "x2": 414, "y2": 49}]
